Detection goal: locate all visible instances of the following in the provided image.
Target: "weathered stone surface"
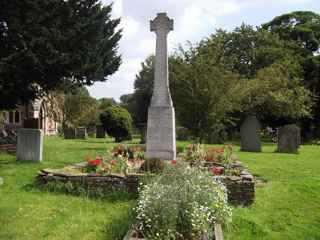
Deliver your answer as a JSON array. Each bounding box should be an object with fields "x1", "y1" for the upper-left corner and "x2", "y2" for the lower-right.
[
  {"x1": 75, "y1": 127, "x2": 87, "y2": 139},
  {"x1": 240, "y1": 115, "x2": 261, "y2": 152},
  {"x1": 277, "y1": 124, "x2": 301, "y2": 153},
  {"x1": 17, "y1": 128, "x2": 43, "y2": 162},
  {"x1": 37, "y1": 171, "x2": 140, "y2": 194},
  {"x1": 146, "y1": 13, "x2": 176, "y2": 160},
  {"x1": 96, "y1": 125, "x2": 105, "y2": 138},
  {"x1": 64, "y1": 128, "x2": 76, "y2": 139}
]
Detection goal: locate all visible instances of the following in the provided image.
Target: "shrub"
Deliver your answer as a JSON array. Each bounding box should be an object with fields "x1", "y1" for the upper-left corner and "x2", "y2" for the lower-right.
[
  {"x1": 100, "y1": 106, "x2": 133, "y2": 142},
  {"x1": 136, "y1": 164, "x2": 232, "y2": 239},
  {"x1": 140, "y1": 158, "x2": 164, "y2": 174}
]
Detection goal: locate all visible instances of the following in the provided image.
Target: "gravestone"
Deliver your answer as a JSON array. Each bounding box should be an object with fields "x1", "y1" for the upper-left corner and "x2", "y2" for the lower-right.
[
  {"x1": 64, "y1": 128, "x2": 76, "y2": 139},
  {"x1": 96, "y1": 126, "x2": 106, "y2": 138},
  {"x1": 176, "y1": 127, "x2": 190, "y2": 141},
  {"x1": 75, "y1": 127, "x2": 87, "y2": 139},
  {"x1": 17, "y1": 128, "x2": 43, "y2": 162},
  {"x1": 23, "y1": 118, "x2": 39, "y2": 129},
  {"x1": 277, "y1": 124, "x2": 301, "y2": 153},
  {"x1": 240, "y1": 115, "x2": 261, "y2": 152},
  {"x1": 146, "y1": 13, "x2": 176, "y2": 160}
]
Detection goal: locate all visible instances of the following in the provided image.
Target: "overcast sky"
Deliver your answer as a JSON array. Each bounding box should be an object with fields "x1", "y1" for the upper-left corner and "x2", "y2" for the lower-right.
[{"x1": 87, "y1": 0, "x2": 320, "y2": 101}]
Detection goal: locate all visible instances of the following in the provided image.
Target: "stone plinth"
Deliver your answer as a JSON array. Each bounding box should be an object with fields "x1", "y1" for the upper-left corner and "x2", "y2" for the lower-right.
[
  {"x1": 277, "y1": 124, "x2": 301, "y2": 153},
  {"x1": 146, "y1": 13, "x2": 176, "y2": 160},
  {"x1": 147, "y1": 106, "x2": 176, "y2": 160},
  {"x1": 17, "y1": 128, "x2": 43, "y2": 162},
  {"x1": 240, "y1": 115, "x2": 261, "y2": 152}
]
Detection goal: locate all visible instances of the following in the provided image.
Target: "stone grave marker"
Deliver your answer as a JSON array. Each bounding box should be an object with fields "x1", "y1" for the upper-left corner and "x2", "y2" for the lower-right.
[
  {"x1": 240, "y1": 115, "x2": 261, "y2": 152},
  {"x1": 76, "y1": 127, "x2": 87, "y2": 139},
  {"x1": 17, "y1": 128, "x2": 43, "y2": 162},
  {"x1": 277, "y1": 124, "x2": 301, "y2": 153},
  {"x1": 146, "y1": 13, "x2": 176, "y2": 160},
  {"x1": 96, "y1": 125, "x2": 105, "y2": 138},
  {"x1": 64, "y1": 128, "x2": 76, "y2": 139}
]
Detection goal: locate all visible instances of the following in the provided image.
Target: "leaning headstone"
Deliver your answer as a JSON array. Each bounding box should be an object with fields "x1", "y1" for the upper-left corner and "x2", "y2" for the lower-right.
[
  {"x1": 277, "y1": 124, "x2": 301, "y2": 153},
  {"x1": 146, "y1": 13, "x2": 176, "y2": 160},
  {"x1": 240, "y1": 115, "x2": 261, "y2": 152},
  {"x1": 75, "y1": 127, "x2": 87, "y2": 139},
  {"x1": 96, "y1": 125, "x2": 105, "y2": 138},
  {"x1": 64, "y1": 128, "x2": 76, "y2": 139},
  {"x1": 17, "y1": 128, "x2": 43, "y2": 162}
]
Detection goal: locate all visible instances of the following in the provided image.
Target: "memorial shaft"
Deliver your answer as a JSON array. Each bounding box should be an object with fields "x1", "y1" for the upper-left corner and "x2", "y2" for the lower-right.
[{"x1": 146, "y1": 13, "x2": 176, "y2": 160}]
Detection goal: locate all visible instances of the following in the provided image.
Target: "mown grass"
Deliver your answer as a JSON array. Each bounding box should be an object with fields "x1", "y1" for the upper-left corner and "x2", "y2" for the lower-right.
[
  {"x1": 0, "y1": 137, "x2": 137, "y2": 240},
  {"x1": 0, "y1": 137, "x2": 320, "y2": 239}
]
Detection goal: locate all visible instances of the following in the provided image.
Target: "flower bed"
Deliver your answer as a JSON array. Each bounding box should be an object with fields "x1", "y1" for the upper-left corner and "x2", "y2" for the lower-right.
[{"x1": 181, "y1": 144, "x2": 255, "y2": 206}]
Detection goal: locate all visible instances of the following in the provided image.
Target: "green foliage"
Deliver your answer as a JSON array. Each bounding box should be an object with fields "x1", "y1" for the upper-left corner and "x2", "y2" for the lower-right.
[
  {"x1": 238, "y1": 61, "x2": 313, "y2": 119},
  {"x1": 262, "y1": 11, "x2": 320, "y2": 54},
  {"x1": 203, "y1": 24, "x2": 301, "y2": 79},
  {"x1": 120, "y1": 55, "x2": 154, "y2": 129},
  {"x1": 140, "y1": 158, "x2": 164, "y2": 174},
  {"x1": 136, "y1": 163, "x2": 232, "y2": 240},
  {"x1": 63, "y1": 87, "x2": 98, "y2": 128},
  {"x1": 100, "y1": 106, "x2": 133, "y2": 142},
  {"x1": 170, "y1": 43, "x2": 243, "y2": 142},
  {"x1": 0, "y1": 0, "x2": 121, "y2": 109}
]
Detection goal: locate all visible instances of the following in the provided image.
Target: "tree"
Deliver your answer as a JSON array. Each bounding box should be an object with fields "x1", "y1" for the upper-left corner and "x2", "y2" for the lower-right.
[
  {"x1": 100, "y1": 106, "x2": 132, "y2": 142},
  {"x1": 263, "y1": 11, "x2": 320, "y2": 138},
  {"x1": 63, "y1": 87, "x2": 98, "y2": 128},
  {"x1": 0, "y1": 0, "x2": 121, "y2": 109},
  {"x1": 120, "y1": 55, "x2": 154, "y2": 129},
  {"x1": 203, "y1": 24, "x2": 302, "y2": 79},
  {"x1": 170, "y1": 43, "x2": 243, "y2": 142},
  {"x1": 98, "y1": 98, "x2": 117, "y2": 110},
  {"x1": 262, "y1": 11, "x2": 320, "y2": 54}
]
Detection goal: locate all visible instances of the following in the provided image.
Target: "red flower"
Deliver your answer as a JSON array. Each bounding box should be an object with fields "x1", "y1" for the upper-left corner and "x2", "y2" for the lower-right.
[
  {"x1": 210, "y1": 167, "x2": 223, "y2": 175},
  {"x1": 88, "y1": 158, "x2": 102, "y2": 167},
  {"x1": 171, "y1": 159, "x2": 177, "y2": 165}
]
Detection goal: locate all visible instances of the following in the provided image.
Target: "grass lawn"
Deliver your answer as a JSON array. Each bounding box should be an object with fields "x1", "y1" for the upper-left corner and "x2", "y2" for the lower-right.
[{"x1": 0, "y1": 137, "x2": 320, "y2": 240}]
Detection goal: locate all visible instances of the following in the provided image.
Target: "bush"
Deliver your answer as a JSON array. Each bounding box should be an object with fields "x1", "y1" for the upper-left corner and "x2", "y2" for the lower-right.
[
  {"x1": 140, "y1": 158, "x2": 164, "y2": 174},
  {"x1": 100, "y1": 106, "x2": 133, "y2": 142},
  {"x1": 136, "y1": 164, "x2": 232, "y2": 239}
]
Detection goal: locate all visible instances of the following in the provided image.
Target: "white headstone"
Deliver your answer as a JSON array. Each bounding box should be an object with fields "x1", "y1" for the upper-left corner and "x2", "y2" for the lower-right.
[{"x1": 146, "y1": 13, "x2": 176, "y2": 160}]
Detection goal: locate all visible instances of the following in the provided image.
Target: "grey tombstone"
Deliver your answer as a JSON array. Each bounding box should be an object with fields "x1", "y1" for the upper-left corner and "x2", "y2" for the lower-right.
[
  {"x1": 96, "y1": 125, "x2": 106, "y2": 138},
  {"x1": 17, "y1": 128, "x2": 43, "y2": 162},
  {"x1": 240, "y1": 115, "x2": 261, "y2": 152},
  {"x1": 146, "y1": 13, "x2": 176, "y2": 160},
  {"x1": 75, "y1": 127, "x2": 87, "y2": 139},
  {"x1": 277, "y1": 124, "x2": 301, "y2": 153},
  {"x1": 64, "y1": 128, "x2": 76, "y2": 139}
]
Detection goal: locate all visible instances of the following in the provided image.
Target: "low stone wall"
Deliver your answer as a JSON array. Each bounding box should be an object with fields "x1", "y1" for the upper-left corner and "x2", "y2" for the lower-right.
[
  {"x1": 0, "y1": 144, "x2": 16, "y2": 154},
  {"x1": 37, "y1": 170, "x2": 140, "y2": 194},
  {"x1": 216, "y1": 168, "x2": 255, "y2": 206}
]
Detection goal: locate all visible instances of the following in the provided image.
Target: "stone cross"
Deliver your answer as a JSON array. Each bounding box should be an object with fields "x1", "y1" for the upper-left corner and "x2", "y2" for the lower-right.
[
  {"x1": 149, "y1": 13, "x2": 174, "y2": 106},
  {"x1": 146, "y1": 13, "x2": 176, "y2": 160}
]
